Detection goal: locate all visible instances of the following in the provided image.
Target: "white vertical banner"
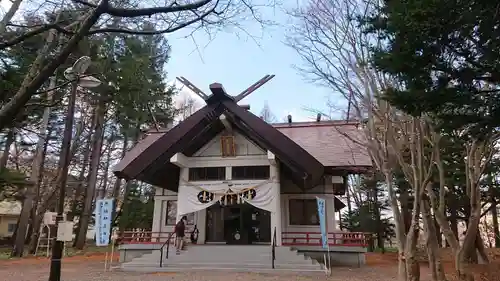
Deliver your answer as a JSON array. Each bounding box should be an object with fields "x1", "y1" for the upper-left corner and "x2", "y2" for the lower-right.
[
  {"x1": 316, "y1": 197, "x2": 328, "y2": 249},
  {"x1": 95, "y1": 199, "x2": 114, "y2": 247},
  {"x1": 316, "y1": 196, "x2": 331, "y2": 275}
]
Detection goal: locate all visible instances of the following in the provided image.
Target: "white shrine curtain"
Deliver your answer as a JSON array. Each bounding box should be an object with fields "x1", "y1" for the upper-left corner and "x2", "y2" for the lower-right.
[{"x1": 176, "y1": 178, "x2": 278, "y2": 218}]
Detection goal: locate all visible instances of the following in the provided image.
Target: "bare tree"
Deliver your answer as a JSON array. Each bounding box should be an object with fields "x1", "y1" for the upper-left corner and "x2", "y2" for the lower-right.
[
  {"x1": 74, "y1": 98, "x2": 106, "y2": 249},
  {"x1": 0, "y1": 0, "x2": 277, "y2": 131},
  {"x1": 176, "y1": 93, "x2": 202, "y2": 121},
  {"x1": 287, "y1": 0, "x2": 499, "y2": 280},
  {"x1": 429, "y1": 132, "x2": 498, "y2": 280},
  {"x1": 10, "y1": 25, "x2": 65, "y2": 258},
  {"x1": 10, "y1": 105, "x2": 89, "y2": 256},
  {"x1": 259, "y1": 101, "x2": 277, "y2": 123},
  {"x1": 285, "y1": 0, "x2": 434, "y2": 280}
]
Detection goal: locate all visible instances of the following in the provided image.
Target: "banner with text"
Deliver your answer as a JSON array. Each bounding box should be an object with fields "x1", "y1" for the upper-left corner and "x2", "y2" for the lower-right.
[
  {"x1": 316, "y1": 197, "x2": 328, "y2": 249},
  {"x1": 95, "y1": 199, "x2": 114, "y2": 247}
]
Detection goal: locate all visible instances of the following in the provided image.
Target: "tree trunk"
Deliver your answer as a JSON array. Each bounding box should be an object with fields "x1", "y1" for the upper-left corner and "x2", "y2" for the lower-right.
[
  {"x1": 475, "y1": 233, "x2": 489, "y2": 263},
  {"x1": 66, "y1": 141, "x2": 91, "y2": 223},
  {"x1": 27, "y1": 211, "x2": 45, "y2": 254},
  {"x1": 67, "y1": 142, "x2": 91, "y2": 246},
  {"x1": 117, "y1": 128, "x2": 143, "y2": 238},
  {"x1": 11, "y1": 187, "x2": 34, "y2": 257},
  {"x1": 110, "y1": 135, "x2": 127, "y2": 234},
  {"x1": 373, "y1": 183, "x2": 385, "y2": 252},
  {"x1": 24, "y1": 208, "x2": 35, "y2": 246},
  {"x1": 11, "y1": 73, "x2": 56, "y2": 257},
  {"x1": 400, "y1": 188, "x2": 412, "y2": 234},
  {"x1": 491, "y1": 197, "x2": 500, "y2": 248},
  {"x1": 0, "y1": 129, "x2": 14, "y2": 170},
  {"x1": 433, "y1": 215, "x2": 442, "y2": 247},
  {"x1": 482, "y1": 217, "x2": 493, "y2": 248},
  {"x1": 456, "y1": 199, "x2": 482, "y2": 279},
  {"x1": 27, "y1": 181, "x2": 55, "y2": 254},
  {"x1": 422, "y1": 197, "x2": 446, "y2": 281},
  {"x1": 405, "y1": 187, "x2": 422, "y2": 281},
  {"x1": 70, "y1": 108, "x2": 95, "y2": 245},
  {"x1": 74, "y1": 100, "x2": 106, "y2": 249},
  {"x1": 489, "y1": 179, "x2": 500, "y2": 248},
  {"x1": 27, "y1": 121, "x2": 84, "y2": 253},
  {"x1": 118, "y1": 180, "x2": 134, "y2": 237},
  {"x1": 99, "y1": 137, "x2": 112, "y2": 199},
  {"x1": 384, "y1": 171, "x2": 407, "y2": 281},
  {"x1": 112, "y1": 135, "x2": 127, "y2": 200},
  {"x1": 26, "y1": 129, "x2": 51, "y2": 251},
  {"x1": 67, "y1": 114, "x2": 94, "y2": 224},
  {"x1": 346, "y1": 179, "x2": 352, "y2": 214},
  {"x1": 449, "y1": 207, "x2": 459, "y2": 247}
]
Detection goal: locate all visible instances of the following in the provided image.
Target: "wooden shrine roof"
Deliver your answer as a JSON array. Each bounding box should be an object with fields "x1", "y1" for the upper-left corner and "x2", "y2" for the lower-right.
[{"x1": 113, "y1": 83, "x2": 346, "y2": 190}]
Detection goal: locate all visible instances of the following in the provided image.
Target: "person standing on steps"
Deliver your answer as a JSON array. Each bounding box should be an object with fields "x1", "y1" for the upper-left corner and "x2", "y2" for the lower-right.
[{"x1": 175, "y1": 215, "x2": 187, "y2": 255}]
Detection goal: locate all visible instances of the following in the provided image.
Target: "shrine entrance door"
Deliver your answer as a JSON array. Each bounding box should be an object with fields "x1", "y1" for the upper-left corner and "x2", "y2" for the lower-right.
[{"x1": 205, "y1": 203, "x2": 270, "y2": 244}]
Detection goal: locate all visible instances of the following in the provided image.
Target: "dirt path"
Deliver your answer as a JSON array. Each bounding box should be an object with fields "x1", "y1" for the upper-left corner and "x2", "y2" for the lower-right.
[{"x1": 0, "y1": 252, "x2": 436, "y2": 281}]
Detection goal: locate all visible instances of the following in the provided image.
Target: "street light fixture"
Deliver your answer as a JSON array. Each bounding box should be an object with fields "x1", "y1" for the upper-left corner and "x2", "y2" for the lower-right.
[{"x1": 48, "y1": 56, "x2": 101, "y2": 281}]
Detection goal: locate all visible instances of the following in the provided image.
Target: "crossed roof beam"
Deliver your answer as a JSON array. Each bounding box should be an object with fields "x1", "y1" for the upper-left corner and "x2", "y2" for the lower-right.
[
  {"x1": 176, "y1": 74, "x2": 275, "y2": 105},
  {"x1": 176, "y1": 75, "x2": 275, "y2": 132}
]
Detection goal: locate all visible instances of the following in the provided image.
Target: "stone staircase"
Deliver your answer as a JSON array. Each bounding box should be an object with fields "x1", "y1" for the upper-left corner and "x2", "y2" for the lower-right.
[{"x1": 119, "y1": 245, "x2": 324, "y2": 273}]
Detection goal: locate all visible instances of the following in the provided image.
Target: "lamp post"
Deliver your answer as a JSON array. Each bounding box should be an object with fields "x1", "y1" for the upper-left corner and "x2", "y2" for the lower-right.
[{"x1": 48, "y1": 56, "x2": 101, "y2": 281}]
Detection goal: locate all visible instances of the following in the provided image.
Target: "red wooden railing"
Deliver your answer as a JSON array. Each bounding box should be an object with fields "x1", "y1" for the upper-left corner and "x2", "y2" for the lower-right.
[
  {"x1": 281, "y1": 231, "x2": 370, "y2": 247},
  {"x1": 119, "y1": 231, "x2": 174, "y2": 244},
  {"x1": 119, "y1": 230, "x2": 370, "y2": 247}
]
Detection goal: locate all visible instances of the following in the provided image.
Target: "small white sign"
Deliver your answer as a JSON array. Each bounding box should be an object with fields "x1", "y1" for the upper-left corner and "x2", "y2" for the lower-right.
[
  {"x1": 44, "y1": 212, "x2": 57, "y2": 225},
  {"x1": 44, "y1": 212, "x2": 66, "y2": 225},
  {"x1": 56, "y1": 221, "x2": 74, "y2": 242}
]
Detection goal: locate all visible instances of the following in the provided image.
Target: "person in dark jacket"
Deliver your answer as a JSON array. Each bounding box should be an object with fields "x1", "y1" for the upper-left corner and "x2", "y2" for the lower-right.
[{"x1": 175, "y1": 216, "x2": 187, "y2": 254}]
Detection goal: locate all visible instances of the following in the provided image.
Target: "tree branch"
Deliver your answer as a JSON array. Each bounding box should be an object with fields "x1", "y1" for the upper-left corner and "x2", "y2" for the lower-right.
[
  {"x1": 104, "y1": 0, "x2": 211, "y2": 18},
  {"x1": 89, "y1": 3, "x2": 215, "y2": 35},
  {"x1": 0, "y1": 24, "x2": 72, "y2": 50},
  {"x1": 480, "y1": 201, "x2": 495, "y2": 218},
  {"x1": 72, "y1": 0, "x2": 98, "y2": 8},
  {"x1": 0, "y1": 7, "x2": 104, "y2": 130}
]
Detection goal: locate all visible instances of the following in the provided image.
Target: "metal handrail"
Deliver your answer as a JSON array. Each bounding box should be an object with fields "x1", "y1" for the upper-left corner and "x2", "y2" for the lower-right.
[
  {"x1": 159, "y1": 232, "x2": 176, "y2": 267},
  {"x1": 271, "y1": 226, "x2": 276, "y2": 269}
]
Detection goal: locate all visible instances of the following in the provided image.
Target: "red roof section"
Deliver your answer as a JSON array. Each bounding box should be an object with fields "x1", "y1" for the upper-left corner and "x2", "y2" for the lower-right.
[{"x1": 272, "y1": 121, "x2": 371, "y2": 167}]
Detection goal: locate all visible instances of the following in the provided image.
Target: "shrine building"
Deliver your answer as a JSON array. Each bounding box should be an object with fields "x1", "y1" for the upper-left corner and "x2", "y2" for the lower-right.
[{"x1": 113, "y1": 78, "x2": 372, "y2": 271}]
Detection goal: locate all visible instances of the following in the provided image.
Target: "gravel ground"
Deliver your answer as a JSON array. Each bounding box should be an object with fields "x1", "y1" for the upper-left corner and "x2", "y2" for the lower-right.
[{"x1": 0, "y1": 259, "x2": 430, "y2": 281}]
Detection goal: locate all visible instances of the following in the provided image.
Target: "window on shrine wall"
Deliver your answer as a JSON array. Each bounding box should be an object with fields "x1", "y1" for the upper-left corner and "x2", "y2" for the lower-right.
[
  {"x1": 288, "y1": 199, "x2": 320, "y2": 225},
  {"x1": 188, "y1": 167, "x2": 226, "y2": 181},
  {"x1": 164, "y1": 200, "x2": 195, "y2": 225},
  {"x1": 232, "y1": 166, "x2": 270, "y2": 180}
]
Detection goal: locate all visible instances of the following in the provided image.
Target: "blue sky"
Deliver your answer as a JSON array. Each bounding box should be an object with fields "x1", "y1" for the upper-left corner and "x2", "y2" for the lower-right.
[{"x1": 166, "y1": 4, "x2": 335, "y2": 122}]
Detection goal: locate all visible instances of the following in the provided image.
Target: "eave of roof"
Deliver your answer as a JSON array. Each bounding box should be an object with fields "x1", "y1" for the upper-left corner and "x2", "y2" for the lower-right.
[
  {"x1": 275, "y1": 121, "x2": 372, "y2": 169},
  {"x1": 114, "y1": 102, "x2": 225, "y2": 180}
]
